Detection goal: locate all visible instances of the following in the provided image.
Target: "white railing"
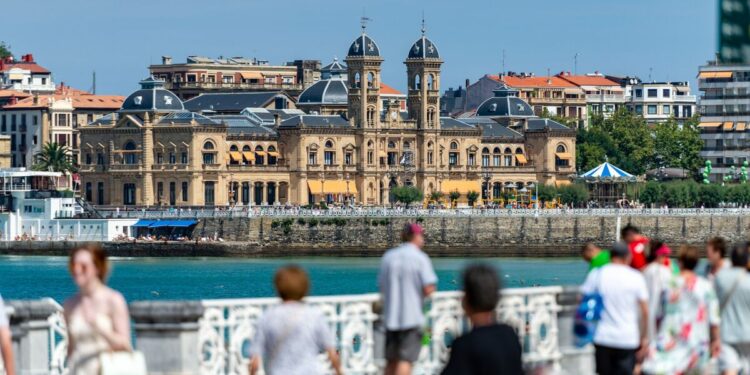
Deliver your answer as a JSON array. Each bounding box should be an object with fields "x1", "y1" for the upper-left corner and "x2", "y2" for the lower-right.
[
  {"x1": 198, "y1": 287, "x2": 563, "y2": 375},
  {"x1": 99, "y1": 207, "x2": 750, "y2": 219}
]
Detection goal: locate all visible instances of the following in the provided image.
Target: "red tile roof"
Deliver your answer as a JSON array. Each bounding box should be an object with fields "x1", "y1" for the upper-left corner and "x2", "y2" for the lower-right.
[
  {"x1": 0, "y1": 62, "x2": 51, "y2": 74},
  {"x1": 557, "y1": 75, "x2": 620, "y2": 86},
  {"x1": 487, "y1": 74, "x2": 576, "y2": 88},
  {"x1": 0, "y1": 90, "x2": 31, "y2": 99},
  {"x1": 2, "y1": 92, "x2": 123, "y2": 110},
  {"x1": 380, "y1": 83, "x2": 404, "y2": 95}
]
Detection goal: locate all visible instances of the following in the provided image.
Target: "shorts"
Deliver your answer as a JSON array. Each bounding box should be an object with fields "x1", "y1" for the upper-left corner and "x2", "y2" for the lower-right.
[
  {"x1": 594, "y1": 344, "x2": 636, "y2": 375},
  {"x1": 719, "y1": 343, "x2": 750, "y2": 374},
  {"x1": 385, "y1": 328, "x2": 423, "y2": 363}
]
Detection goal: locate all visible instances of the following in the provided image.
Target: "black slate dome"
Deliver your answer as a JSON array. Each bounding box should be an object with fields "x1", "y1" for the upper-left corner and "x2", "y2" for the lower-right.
[
  {"x1": 298, "y1": 79, "x2": 348, "y2": 105},
  {"x1": 348, "y1": 34, "x2": 380, "y2": 57},
  {"x1": 321, "y1": 58, "x2": 347, "y2": 79},
  {"x1": 476, "y1": 83, "x2": 534, "y2": 118},
  {"x1": 407, "y1": 36, "x2": 440, "y2": 59},
  {"x1": 121, "y1": 77, "x2": 184, "y2": 112}
]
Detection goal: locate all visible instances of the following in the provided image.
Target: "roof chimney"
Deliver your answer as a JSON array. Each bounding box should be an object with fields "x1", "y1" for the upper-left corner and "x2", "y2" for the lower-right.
[
  {"x1": 8, "y1": 96, "x2": 18, "y2": 105},
  {"x1": 274, "y1": 113, "x2": 281, "y2": 126},
  {"x1": 162, "y1": 56, "x2": 172, "y2": 65},
  {"x1": 32, "y1": 94, "x2": 39, "y2": 105}
]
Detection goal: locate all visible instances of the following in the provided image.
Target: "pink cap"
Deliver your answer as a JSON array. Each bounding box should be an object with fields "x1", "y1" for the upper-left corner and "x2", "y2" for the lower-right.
[
  {"x1": 655, "y1": 244, "x2": 672, "y2": 256},
  {"x1": 404, "y1": 223, "x2": 424, "y2": 236}
]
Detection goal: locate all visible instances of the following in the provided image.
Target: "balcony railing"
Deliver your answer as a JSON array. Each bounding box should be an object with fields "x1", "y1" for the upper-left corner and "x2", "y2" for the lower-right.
[
  {"x1": 108, "y1": 164, "x2": 141, "y2": 171},
  {"x1": 165, "y1": 81, "x2": 303, "y2": 91}
]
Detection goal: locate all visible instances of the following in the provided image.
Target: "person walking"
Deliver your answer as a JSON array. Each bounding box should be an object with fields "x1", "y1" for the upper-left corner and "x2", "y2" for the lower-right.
[
  {"x1": 580, "y1": 242, "x2": 649, "y2": 375},
  {"x1": 440, "y1": 264, "x2": 522, "y2": 375},
  {"x1": 64, "y1": 244, "x2": 132, "y2": 375},
  {"x1": 581, "y1": 243, "x2": 610, "y2": 271},
  {"x1": 705, "y1": 236, "x2": 730, "y2": 281},
  {"x1": 249, "y1": 265, "x2": 341, "y2": 375},
  {"x1": 621, "y1": 224, "x2": 648, "y2": 270},
  {"x1": 378, "y1": 223, "x2": 438, "y2": 375},
  {"x1": 714, "y1": 242, "x2": 750, "y2": 375},
  {"x1": 0, "y1": 294, "x2": 15, "y2": 375},
  {"x1": 641, "y1": 240, "x2": 674, "y2": 342},
  {"x1": 642, "y1": 245, "x2": 720, "y2": 374}
]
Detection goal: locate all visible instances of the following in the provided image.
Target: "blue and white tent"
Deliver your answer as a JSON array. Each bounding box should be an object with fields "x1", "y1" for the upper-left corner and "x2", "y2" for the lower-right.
[{"x1": 580, "y1": 162, "x2": 636, "y2": 181}]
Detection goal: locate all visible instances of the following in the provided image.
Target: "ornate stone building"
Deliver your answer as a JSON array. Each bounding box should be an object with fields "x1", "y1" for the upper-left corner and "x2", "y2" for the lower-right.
[{"x1": 79, "y1": 27, "x2": 575, "y2": 207}]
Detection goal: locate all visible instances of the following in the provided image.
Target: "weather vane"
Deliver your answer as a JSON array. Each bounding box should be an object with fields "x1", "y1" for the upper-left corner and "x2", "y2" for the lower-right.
[
  {"x1": 421, "y1": 11, "x2": 426, "y2": 35},
  {"x1": 361, "y1": 15, "x2": 371, "y2": 33}
]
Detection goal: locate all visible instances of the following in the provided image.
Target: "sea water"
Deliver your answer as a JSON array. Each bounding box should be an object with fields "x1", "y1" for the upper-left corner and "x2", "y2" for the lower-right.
[{"x1": 0, "y1": 256, "x2": 587, "y2": 302}]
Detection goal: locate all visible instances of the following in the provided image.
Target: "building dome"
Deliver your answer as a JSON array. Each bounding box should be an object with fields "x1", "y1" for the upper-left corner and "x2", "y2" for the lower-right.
[
  {"x1": 121, "y1": 77, "x2": 184, "y2": 112},
  {"x1": 347, "y1": 33, "x2": 380, "y2": 57},
  {"x1": 476, "y1": 83, "x2": 534, "y2": 118},
  {"x1": 407, "y1": 36, "x2": 440, "y2": 59},
  {"x1": 321, "y1": 58, "x2": 347, "y2": 79},
  {"x1": 298, "y1": 79, "x2": 348, "y2": 105}
]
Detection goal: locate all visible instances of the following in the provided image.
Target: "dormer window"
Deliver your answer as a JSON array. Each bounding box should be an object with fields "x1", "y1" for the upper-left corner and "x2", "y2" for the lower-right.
[
  {"x1": 517, "y1": 104, "x2": 525, "y2": 111},
  {"x1": 133, "y1": 96, "x2": 143, "y2": 105},
  {"x1": 490, "y1": 103, "x2": 497, "y2": 111}
]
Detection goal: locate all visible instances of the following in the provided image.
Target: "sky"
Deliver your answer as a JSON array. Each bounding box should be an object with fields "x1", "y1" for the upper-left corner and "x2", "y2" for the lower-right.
[{"x1": 2, "y1": 0, "x2": 717, "y2": 96}]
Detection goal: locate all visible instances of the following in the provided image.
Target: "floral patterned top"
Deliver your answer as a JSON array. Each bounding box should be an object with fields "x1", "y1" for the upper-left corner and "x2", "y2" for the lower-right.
[{"x1": 642, "y1": 273, "x2": 720, "y2": 375}]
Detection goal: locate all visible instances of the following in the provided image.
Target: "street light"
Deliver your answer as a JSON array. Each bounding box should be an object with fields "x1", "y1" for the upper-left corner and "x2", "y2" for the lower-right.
[{"x1": 481, "y1": 167, "x2": 492, "y2": 206}]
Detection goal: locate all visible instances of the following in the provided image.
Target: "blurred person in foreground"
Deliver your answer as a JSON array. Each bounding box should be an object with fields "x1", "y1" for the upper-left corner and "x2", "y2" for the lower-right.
[
  {"x1": 580, "y1": 242, "x2": 649, "y2": 375},
  {"x1": 705, "y1": 236, "x2": 731, "y2": 281},
  {"x1": 581, "y1": 242, "x2": 610, "y2": 271},
  {"x1": 642, "y1": 240, "x2": 674, "y2": 341},
  {"x1": 64, "y1": 244, "x2": 132, "y2": 375},
  {"x1": 714, "y1": 242, "x2": 750, "y2": 375},
  {"x1": 0, "y1": 293, "x2": 14, "y2": 375},
  {"x1": 249, "y1": 265, "x2": 341, "y2": 375},
  {"x1": 642, "y1": 245, "x2": 720, "y2": 375},
  {"x1": 379, "y1": 223, "x2": 437, "y2": 375},
  {"x1": 621, "y1": 224, "x2": 648, "y2": 270},
  {"x1": 441, "y1": 264, "x2": 523, "y2": 375}
]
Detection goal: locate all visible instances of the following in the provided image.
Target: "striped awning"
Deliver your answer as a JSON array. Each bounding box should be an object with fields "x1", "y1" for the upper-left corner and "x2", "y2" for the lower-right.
[
  {"x1": 515, "y1": 154, "x2": 528, "y2": 164},
  {"x1": 698, "y1": 71, "x2": 733, "y2": 79},
  {"x1": 239, "y1": 71, "x2": 263, "y2": 80},
  {"x1": 243, "y1": 151, "x2": 256, "y2": 161},
  {"x1": 229, "y1": 152, "x2": 242, "y2": 162},
  {"x1": 267, "y1": 151, "x2": 280, "y2": 157},
  {"x1": 698, "y1": 122, "x2": 721, "y2": 128},
  {"x1": 255, "y1": 151, "x2": 267, "y2": 156},
  {"x1": 723, "y1": 122, "x2": 734, "y2": 131},
  {"x1": 736, "y1": 122, "x2": 747, "y2": 132}
]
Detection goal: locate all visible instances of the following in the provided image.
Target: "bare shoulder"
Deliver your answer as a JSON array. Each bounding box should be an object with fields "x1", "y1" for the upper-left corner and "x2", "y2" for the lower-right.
[
  {"x1": 104, "y1": 287, "x2": 128, "y2": 309},
  {"x1": 63, "y1": 293, "x2": 81, "y2": 314}
]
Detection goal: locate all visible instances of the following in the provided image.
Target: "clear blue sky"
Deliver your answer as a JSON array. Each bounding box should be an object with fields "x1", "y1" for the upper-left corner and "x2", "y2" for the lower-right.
[{"x1": 2, "y1": 0, "x2": 716, "y2": 95}]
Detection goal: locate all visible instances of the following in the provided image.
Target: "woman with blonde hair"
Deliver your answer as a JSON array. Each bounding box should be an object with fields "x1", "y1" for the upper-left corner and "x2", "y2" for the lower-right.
[{"x1": 63, "y1": 244, "x2": 132, "y2": 375}]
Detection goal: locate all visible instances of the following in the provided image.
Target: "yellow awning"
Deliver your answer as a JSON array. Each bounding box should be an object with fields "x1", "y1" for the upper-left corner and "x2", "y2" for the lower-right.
[
  {"x1": 515, "y1": 154, "x2": 528, "y2": 164},
  {"x1": 307, "y1": 180, "x2": 357, "y2": 194},
  {"x1": 229, "y1": 151, "x2": 242, "y2": 162},
  {"x1": 723, "y1": 121, "x2": 734, "y2": 131},
  {"x1": 267, "y1": 151, "x2": 280, "y2": 157},
  {"x1": 698, "y1": 122, "x2": 721, "y2": 128},
  {"x1": 242, "y1": 151, "x2": 256, "y2": 161},
  {"x1": 555, "y1": 152, "x2": 573, "y2": 159},
  {"x1": 441, "y1": 180, "x2": 481, "y2": 194},
  {"x1": 736, "y1": 122, "x2": 747, "y2": 132},
  {"x1": 255, "y1": 151, "x2": 267, "y2": 156},
  {"x1": 698, "y1": 71, "x2": 733, "y2": 79},
  {"x1": 239, "y1": 71, "x2": 263, "y2": 80}
]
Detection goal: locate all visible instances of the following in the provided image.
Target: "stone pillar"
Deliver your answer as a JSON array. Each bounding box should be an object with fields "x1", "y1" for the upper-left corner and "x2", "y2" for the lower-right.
[
  {"x1": 273, "y1": 182, "x2": 280, "y2": 205},
  {"x1": 141, "y1": 116, "x2": 155, "y2": 207},
  {"x1": 556, "y1": 286, "x2": 595, "y2": 374},
  {"x1": 8, "y1": 299, "x2": 60, "y2": 375},
  {"x1": 130, "y1": 301, "x2": 205, "y2": 375},
  {"x1": 261, "y1": 182, "x2": 268, "y2": 206}
]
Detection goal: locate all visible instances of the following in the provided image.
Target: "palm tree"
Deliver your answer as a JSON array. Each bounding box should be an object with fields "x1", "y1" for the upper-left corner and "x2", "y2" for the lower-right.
[{"x1": 33, "y1": 142, "x2": 77, "y2": 175}]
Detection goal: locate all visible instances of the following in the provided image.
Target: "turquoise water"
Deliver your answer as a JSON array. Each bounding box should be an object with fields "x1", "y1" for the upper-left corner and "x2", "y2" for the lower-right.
[{"x1": 0, "y1": 256, "x2": 587, "y2": 303}]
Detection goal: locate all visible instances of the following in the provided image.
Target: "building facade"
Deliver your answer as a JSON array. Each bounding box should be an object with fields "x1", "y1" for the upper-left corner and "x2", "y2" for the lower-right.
[
  {"x1": 79, "y1": 28, "x2": 575, "y2": 207},
  {"x1": 0, "y1": 54, "x2": 55, "y2": 93},
  {"x1": 149, "y1": 56, "x2": 321, "y2": 100},
  {"x1": 622, "y1": 80, "x2": 696, "y2": 124},
  {"x1": 697, "y1": 63, "x2": 750, "y2": 182},
  {"x1": 556, "y1": 73, "x2": 625, "y2": 123}
]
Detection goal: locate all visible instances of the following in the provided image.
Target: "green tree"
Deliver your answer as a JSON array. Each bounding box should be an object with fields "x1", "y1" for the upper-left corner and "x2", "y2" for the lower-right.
[
  {"x1": 536, "y1": 184, "x2": 558, "y2": 204},
  {"x1": 428, "y1": 191, "x2": 444, "y2": 203},
  {"x1": 639, "y1": 182, "x2": 664, "y2": 207},
  {"x1": 33, "y1": 142, "x2": 77, "y2": 175},
  {"x1": 698, "y1": 184, "x2": 725, "y2": 208},
  {"x1": 0, "y1": 42, "x2": 11, "y2": 60},
  {"x1": 577, "y1": 108, "x2": 654, "y2": 175},
  {"x1": 558, "y1": 184, "x2": 589, "y2": 207},
  {"x1": 448, "y1": 190, "x2": 461, "y2": 207},
  {"x1": 391, "y1": 186, "x2": 424, "y2": 208},
  {"x1": 653, "y1": 116, "x2": 703, "y2": 173},
  {"x1": 466, "y1": 190, "x2": 480, "y2": 207},
  {"x1": 727, "y1": 184, "x2": 750, "y2": 205}
]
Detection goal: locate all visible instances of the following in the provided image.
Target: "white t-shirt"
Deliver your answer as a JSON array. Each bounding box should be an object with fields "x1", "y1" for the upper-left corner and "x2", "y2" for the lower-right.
[
  {"x1": 581, "y1": 263, "x2": 648, "y2": 349},
  {"x1": 0, "y1": 295, "x2": 7, "y2": 328},
  {"x1": 378, "y1": 243, "x2": 438, "y2": 330},
  {"x1": 642, "y1": 262, "x2": 673, "y2": 340}
]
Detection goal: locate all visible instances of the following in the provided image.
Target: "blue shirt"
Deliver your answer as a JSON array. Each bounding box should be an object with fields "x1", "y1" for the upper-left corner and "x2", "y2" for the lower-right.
[{"x1": 378, "y1": 243, "x2": 438, "y2": 330}]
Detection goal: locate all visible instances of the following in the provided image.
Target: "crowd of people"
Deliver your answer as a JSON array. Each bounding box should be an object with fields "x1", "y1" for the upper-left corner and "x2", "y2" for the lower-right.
[
  {"x1": 1, "y1": 223, "x2": 749, "y2": 374},
  {"x1": 580, "y1": 225, "x2": 750, "y2": 375}
]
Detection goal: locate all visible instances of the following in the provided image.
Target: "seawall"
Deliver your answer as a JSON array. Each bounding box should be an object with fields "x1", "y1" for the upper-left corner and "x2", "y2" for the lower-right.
[{"x1": 1, "y1": 214, "x2": 748, "y2": 257}]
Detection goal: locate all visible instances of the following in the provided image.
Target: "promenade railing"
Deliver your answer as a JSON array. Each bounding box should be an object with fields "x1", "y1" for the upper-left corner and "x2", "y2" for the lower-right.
[
  {"x1": 1, "y1": 287, "x2": 567, "y2": 375},
  {"x1": 97, "y1": 206, "x2": 750, "y2": 219}
]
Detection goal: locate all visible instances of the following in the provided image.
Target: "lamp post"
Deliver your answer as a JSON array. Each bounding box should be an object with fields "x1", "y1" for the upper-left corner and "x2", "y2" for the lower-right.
[{"x1": 481, "y1": 167, "x2": 492, "y2": 206}]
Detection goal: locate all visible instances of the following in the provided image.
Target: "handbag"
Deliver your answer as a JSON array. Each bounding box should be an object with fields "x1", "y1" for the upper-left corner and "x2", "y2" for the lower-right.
[
  {"x1": 99, "y1": 351, "x2": 148, "y2": 375},
  {"x1": 573, "y1": 270, "x2": 604, "y2": 347}
]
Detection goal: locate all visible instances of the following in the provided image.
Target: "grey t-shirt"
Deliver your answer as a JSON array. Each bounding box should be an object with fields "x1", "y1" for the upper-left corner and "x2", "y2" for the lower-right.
[
  {"x1": 250, "y1": 302, "x2": 334, "y2": 375},
  {"x1": 378, "y1": 243, "x2": 438, "y2": 331},
  {"x1": 715, "y1": 267, "x2": 750, "y2": 344}
]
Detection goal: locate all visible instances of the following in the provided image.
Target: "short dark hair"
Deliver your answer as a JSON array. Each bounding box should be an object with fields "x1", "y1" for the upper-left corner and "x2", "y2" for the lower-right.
[
  {"x1": 678, "y1": 245, "x2": 700, "y2": 271},
  {"x1": 708, "y1": 237, "x2": 728, "y2": 258},
  {"x1": 462, "y1": 264, "x2": 501, "y2": 313},
  {"x1": 730, "y1": 242, "x2": 750, "y2": 268},
  {"x1": 646, "y1": 239, "x2": 665, "y2": 264},
  {"x1": 620, "y1": 224, "x2": 640, "y2": 239},
  {"x1": 274, "y1": 265, "x2": 309, "y2": 301}
]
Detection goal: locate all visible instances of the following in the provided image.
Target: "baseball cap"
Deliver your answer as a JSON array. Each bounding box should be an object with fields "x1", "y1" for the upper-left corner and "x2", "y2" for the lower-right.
[
  {"x1": 611, "y1": 241, "x2": 630, "y2": 258},
  {"x1": 403, "y1": 223, "x2": 424, "y2": 236}
]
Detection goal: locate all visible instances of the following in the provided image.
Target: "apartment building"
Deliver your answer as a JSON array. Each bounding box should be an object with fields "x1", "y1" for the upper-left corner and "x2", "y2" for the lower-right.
[
  {"x1": 0, "y1": 54, "x2": 55, "y2": 93},
  {"x1": 697, "y1": 62, "x2": 750, "y2": 182},
  {"x1": 619, "y1": 80, "x2": 696, "y2": 124}
]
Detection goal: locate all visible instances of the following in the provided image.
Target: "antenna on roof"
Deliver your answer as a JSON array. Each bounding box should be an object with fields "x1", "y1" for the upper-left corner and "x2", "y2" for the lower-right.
[
  {"x1": 574, "y1": 52, "x2": 579, "y2": 75},
  {"x1": 91, "y1": 71, "x2": 96, "y2": 95},
  {"x1": 648, "y1": 67, "x2": 653, "y2": 82},
  {"x1": 502, "y1": 49, "x2": 506, "y2": 74}
]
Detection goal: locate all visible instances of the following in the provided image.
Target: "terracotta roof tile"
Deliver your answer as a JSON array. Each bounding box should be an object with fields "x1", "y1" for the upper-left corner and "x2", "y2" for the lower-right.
[
  {"x1": 557, "y1": 75, "x2": 620, "y2": 86},
  {"x1": 2, "y1": 92, "x2": 123, "y2": 110},
  {"x1": 380, "y1": 83, "x2": 403, "y2": 95},
  {"x1": 0, "y1": 62, "x2": 51, "y2": 74},
  {"x1": 0, "y1": 90, "x2": 31, "y2": 99},
  {"x1": 487, "y1": 75, "x2": 577, "y2": 88}
]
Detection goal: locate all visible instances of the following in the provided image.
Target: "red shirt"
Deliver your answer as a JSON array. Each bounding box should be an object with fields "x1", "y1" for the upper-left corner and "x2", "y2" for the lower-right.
[{"x1": 629, "y1": 236, "x2": 649, "y2": 270}]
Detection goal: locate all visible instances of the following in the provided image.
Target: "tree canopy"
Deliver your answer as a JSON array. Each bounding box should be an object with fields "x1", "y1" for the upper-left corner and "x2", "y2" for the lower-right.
[
  {"x1": 391, "y1": 186, "x2": 423, "y2": 208},
  {"x1": 33, "y1": 143, "x2": 77, "y2": 175},
  {"x1": 0, "y1": 42, "x2": 11, "y2": 59}
]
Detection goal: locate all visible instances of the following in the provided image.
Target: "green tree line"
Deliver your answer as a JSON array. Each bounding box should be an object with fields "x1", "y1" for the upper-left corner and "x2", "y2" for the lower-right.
[{"x1": 639, "y1": 180, "x2": 750, "y2": 208}]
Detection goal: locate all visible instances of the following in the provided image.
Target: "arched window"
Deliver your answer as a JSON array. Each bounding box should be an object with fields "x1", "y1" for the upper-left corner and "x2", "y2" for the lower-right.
[
  {"x1": 414, "y1": 75, "x2": 421, "y2": 90},
  {"x1": 124, "y1": 141, "x2": 136, "y2": 150},
  {"x1": 493, "y1": 147, "x2": 501, "y2": 154},
  {"x1": 242, "y1": 145, "x2": 251, "y2": 151},
  {"x1": 515, "y1": 147, "x2": 523, "y2": 154},
  {"x1": 427, "y1": 141, "x2": 434, "y2": 149},
  {"x1": 481, "y1": 147, "x2": 490, "y2": 167},
  {"x1": 203, "y1": 141, "x2": 215, "y2": 150},
  {"x1": 202, "y1": 141, "x2": 216, "y2": 165},
  {"x1": 229, "y1": 145, "x2": 238, "y2": 151},
  {"x1": 255, "y1": 145, "x2": 265, "y2": 165},
  {"x1": 123, "y1": 141, "x2": 137, "y2": 165},
  {"x1": 482, "y1": 147, "x2": 490, "y2": 154},
  {"x1": 556, "y1": 144, "x2": 566, "y2": 153},
  {"x1": 450, "y1": 141, "x2": 458, "y2": 150},
  {"x1": 267, "y1": 145, "x2": 277, "y2": 165},
  {"x1": 366, "y1": 107, "x2": 376, "y2": 127},
  {"x1": 388, "y1": 141, "x2": 396, "y2": 149},
  {"x1": 367, "y1": 72, "x2": 375, "y2": 88},
  {"x1": 504, "y1": 147, "x2": 512, "y2": 154},
  {"x1": 325, "y1": 140, "x2": 334, "y2": 148},
  {"x1": 427, "y1": 74, "x2": 435, "y2": 90},
  {"x1": 427, "y1": 107, "x2": 436, "y2": 128},
  {"x1": 403, "y1": 141, "x2": 411, "y2": 149},
  {"x1": 353, "y1": 72, "x2": 361, "y2": 88}
]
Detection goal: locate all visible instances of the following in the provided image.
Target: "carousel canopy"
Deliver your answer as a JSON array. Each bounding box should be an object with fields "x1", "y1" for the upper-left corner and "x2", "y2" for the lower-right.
[{"x1": 580, "y1": 162, "x2": 636, "y2": 181}]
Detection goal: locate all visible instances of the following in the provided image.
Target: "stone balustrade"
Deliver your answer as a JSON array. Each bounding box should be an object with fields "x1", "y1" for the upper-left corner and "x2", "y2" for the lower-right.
[{"x1": 0, "y1": 287, "x2": 593, "y2": 375}]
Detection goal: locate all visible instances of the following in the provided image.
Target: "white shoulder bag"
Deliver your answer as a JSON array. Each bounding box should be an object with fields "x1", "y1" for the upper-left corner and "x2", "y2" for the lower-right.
[{"x1": 100, "y1": 350, "x2": 147, "y2": 375}]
